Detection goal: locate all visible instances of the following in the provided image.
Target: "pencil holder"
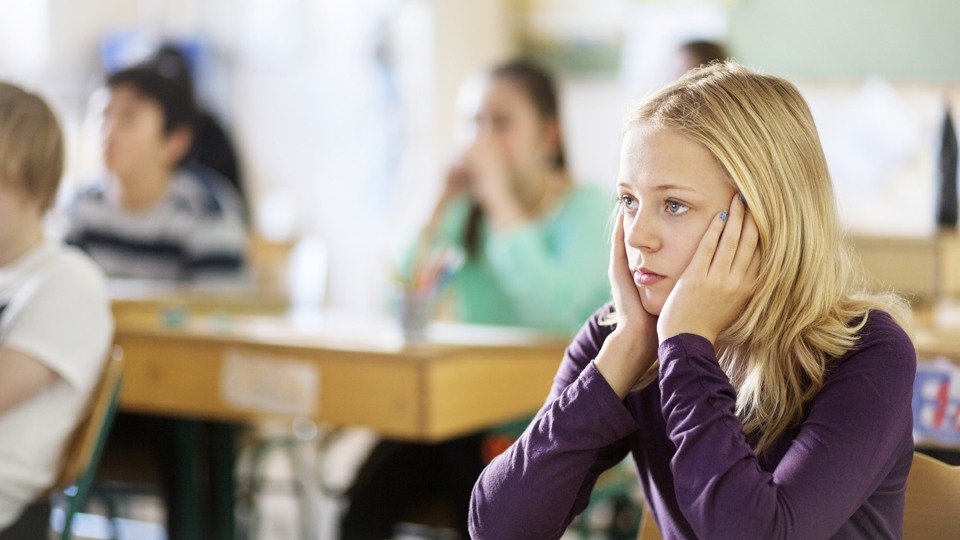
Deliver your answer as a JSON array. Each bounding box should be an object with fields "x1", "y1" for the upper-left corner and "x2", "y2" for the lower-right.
[{"x1": 397, "y1": 289, "x2": 436, "y2": 343}]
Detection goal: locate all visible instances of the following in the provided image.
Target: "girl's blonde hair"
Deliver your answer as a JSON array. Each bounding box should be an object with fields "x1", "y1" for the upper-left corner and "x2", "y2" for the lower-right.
[
  {"x1": 0, "y1": 82, "x2": 63, "y2": 211},
  {"x1": 626, "y1": 62, "x2": 910, "y2": 455}
]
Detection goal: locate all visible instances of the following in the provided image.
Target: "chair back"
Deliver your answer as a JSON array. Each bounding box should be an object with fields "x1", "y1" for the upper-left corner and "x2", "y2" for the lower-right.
[
  {"x1": 51, "y1": 346, "x2": 124, "y2": 492},
  {"x1": 49, "y1": 346, "x2": 124, "y2": 540},
  {"x1": 636, "y1": 451, "x2": 960, "y2": 540},
  {"x1": 904, "y1": 451, "x2": 960, "y2": 539}
]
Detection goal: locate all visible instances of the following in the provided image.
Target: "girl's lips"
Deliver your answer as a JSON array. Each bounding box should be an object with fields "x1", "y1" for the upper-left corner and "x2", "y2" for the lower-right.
[{"x1": 634, "y1": 270, "x2": 666, "y2": 286}]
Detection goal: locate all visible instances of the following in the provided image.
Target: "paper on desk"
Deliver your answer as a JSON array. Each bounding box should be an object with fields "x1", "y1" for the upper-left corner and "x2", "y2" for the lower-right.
[{"x1": 220, "y1": 349, "x2": 320, "y2": 416}]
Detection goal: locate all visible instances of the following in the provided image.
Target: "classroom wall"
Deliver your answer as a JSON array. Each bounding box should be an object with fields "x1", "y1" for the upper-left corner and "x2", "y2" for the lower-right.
[
  {"x1": 5, "y1": 0, "x2": 959, "y2": 314},
  {"x1": 728, "y1": 0, "x2": 960, "y2": 82},
  {"x1": 0, "y1": 0, "x2": 516, "y2": 313}
]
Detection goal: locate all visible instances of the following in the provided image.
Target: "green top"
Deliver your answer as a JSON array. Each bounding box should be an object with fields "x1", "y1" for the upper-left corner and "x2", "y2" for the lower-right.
[{"x1": 411, "y1": 184, "x2": 612, "y2": 334}]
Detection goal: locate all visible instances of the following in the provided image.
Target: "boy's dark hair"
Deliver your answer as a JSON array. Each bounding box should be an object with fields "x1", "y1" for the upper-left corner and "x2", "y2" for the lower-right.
[{"x1": 107, "y1": 64, "x2": 198, "y2": 134}]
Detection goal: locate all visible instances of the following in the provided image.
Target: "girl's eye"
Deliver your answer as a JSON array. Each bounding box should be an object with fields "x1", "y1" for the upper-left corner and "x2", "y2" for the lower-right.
[
  {"x1": 665, "y1": 200, "x2": 690, "y2": 216},
  {"x1": 618, "y1": 195, "x2": 637, "y2": 212}
]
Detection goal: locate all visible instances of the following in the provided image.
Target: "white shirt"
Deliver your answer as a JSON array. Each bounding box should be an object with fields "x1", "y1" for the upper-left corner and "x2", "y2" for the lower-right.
[{"x1": 0, "y1": 242, "x2": 113, "y2": 529}]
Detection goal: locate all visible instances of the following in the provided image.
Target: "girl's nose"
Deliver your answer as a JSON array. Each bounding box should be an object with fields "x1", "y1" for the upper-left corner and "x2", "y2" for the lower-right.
[{"x1": 623, "y1": 207, "x2": 661, "y2": 253}]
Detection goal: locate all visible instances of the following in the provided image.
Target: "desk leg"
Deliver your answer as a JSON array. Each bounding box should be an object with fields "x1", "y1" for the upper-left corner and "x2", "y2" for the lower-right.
[
  {"x1": 174, "y1": 420, "x2": 203, "y2": 540},
  {"x1": 211, "y1": 423, "x2": 238, "y2": 540}
]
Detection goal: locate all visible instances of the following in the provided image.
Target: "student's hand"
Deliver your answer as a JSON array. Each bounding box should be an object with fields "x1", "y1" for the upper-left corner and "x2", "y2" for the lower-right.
[
  {"x1": 594, "y1": 208, "x2": 659, "y2": 398},
  {"x1": 462, "y1": 137, "x2": 526, "y2": 229},
  {"x1": 657, "y1": 193, "x2": 760, "y2": 346},
  {"x1": 423, "y1": 161, "x2": 471, "y2": 238},
  {"x1": 439, "y1": 160, "x2": 471, "y2": 206}
]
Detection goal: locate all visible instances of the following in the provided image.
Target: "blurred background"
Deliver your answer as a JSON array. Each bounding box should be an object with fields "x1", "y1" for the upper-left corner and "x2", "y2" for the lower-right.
[
  {"x1": 6, "y1": 3, "x2": 960, "y2": 538},
  {"x1": 2, "y1": 0, "x2": 958, "y2": 316}
]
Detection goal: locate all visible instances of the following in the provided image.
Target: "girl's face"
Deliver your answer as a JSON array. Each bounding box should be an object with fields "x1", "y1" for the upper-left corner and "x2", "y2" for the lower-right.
[
  {"x1": 617, "y1": 124, "x2": 737, "y2": 315},
  {"x1": 469, "y1": 77, "x2": 557, "y2": 179}
]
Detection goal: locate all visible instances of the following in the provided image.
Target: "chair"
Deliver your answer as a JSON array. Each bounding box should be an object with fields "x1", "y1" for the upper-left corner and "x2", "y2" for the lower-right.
[
  {"x1": 638, "y1": 507, "x2": 661, "y2": 540},
  {"x1": 904, "y1": 451, "x2": 960, "y2": 539},
  {"x1": 637, "y1": 451, "x2": 960, "y2": 540},
  {"x1": 49, "y1": 346, "x2": 125, "y2": 540}
]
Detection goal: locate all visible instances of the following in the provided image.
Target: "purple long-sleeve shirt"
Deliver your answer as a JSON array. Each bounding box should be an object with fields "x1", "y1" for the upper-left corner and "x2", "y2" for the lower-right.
[{"x1": 470, "y1": 306, "x2": 916, "y2": 539}]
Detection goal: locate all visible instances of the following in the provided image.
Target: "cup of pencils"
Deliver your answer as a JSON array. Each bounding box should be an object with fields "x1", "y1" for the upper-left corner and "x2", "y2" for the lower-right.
[{"x1": 395, "y1": 247, "x2": 464, "y2": 343}]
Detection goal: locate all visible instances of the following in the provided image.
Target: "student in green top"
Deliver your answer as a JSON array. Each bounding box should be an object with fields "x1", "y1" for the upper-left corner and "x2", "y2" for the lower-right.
[
  {"x1": 412, "y1": 58, "x2": 611, "y2": 333},
  {"x1": 342, "y1": 59, "x2": 611, "y2": 540}
]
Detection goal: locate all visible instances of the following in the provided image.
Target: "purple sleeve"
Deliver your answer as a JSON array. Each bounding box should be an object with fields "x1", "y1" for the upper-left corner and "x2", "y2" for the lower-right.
[
  {"x1": 469, "y1": 307, "x2": 639, "y2": 539},
  {"x1": 658, "y1": 313, "x2": 916, "y2": 538}
]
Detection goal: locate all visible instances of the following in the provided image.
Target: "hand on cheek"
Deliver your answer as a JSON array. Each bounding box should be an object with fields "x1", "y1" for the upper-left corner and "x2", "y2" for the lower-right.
[
  {"x1": 609, "y1": 209, "x2": 658, "y2": 343},
  {"x1": 657, "y1": 193, "x2": 761, "y2": 346},
  {"x1": 593, "y1": 209, "x2": 659, "y2": 398}
]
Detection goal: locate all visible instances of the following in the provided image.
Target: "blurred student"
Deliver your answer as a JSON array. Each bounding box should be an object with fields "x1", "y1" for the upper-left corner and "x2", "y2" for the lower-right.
[
  {"x1": 341, "y1": 59, "x2": 611, "y2": 539},
  {"x1": 142, "y1": 43, "x2": 247, "y2": 220},
  {"x1": 65, "y1": 62, "x2": 247, "y2": 283},
  {"x1": 0, "y1": 83, "x2": 113, "y2": 533},
  {"x1": 63, "y1": 60, "x2": 248, "y2": 539},
  {"x1": 671, "y1": 39, "x2": 730, "y2": 80},
  {"x1": 409, "y1": 58, "x2": 611, "y2": 332}
]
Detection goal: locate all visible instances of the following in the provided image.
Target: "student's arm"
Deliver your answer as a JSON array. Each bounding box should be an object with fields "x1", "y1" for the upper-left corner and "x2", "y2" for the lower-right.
[
  {"x1": 0, "y1": 347, "x2": 57, "y2": 414},
  {"x1": 658, "y1": 314, "x2": 915, "y2": 538},
  {"x1": 469, "y1": 309, "x2": 638, "y2": 539},
  {"x1": 0, "y1": 253, "x2": 113, "y2": 412},
  {"x1": 482, "y1": 187, "x2": 611, "y2": 331}
]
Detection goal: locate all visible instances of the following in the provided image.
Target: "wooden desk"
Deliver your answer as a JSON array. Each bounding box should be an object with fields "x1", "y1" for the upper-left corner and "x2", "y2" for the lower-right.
[
  {"x1": 849, "y1": 231, "x2": 960, "y2": 301},
  {"x1": 112, "y1": 298, "x2": 570, "y2": 539},
  {"x1": 915, "y1": 327, "x2": 960, "y2": 362},
  {"x1": 913, "y1": 301, "x2": 960, "y2": 364},
  {"x1": 114, "y1": 303, "x2": 569, "y2": 442}
]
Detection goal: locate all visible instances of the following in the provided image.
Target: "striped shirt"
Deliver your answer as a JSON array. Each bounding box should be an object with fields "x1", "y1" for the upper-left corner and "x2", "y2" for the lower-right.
[{"x1": 66, "y1": 164, "x2": 248, "y2": 281}]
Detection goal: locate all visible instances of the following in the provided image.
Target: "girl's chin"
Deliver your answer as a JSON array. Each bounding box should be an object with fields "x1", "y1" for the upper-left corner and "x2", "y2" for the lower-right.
[
  {"x1": 637, "y1": 287, "x2": 666, "y2": 317},
  {"x1": 638, "y1": 294, "x2": 663, "y2": 316}
]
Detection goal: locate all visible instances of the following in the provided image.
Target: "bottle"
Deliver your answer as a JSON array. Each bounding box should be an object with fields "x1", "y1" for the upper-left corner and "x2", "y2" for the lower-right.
[{"x1": 936, "y1": 100, "x2": 958, "y2": 228}]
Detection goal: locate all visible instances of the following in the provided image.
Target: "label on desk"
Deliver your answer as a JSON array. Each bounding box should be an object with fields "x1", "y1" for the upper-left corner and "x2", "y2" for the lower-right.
[{"x1": 220, "y1": 349, "x2": 319, "y2": 416}]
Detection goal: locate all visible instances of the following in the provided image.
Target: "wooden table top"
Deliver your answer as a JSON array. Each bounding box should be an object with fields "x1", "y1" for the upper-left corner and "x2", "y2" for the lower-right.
[{"x1": 112, "y1": 294, "x2": 570, "y2": 442}]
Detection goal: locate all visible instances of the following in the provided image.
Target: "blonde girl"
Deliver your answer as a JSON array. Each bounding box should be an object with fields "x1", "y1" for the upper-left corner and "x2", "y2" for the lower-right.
[{"x1": 469, "y1": 62, "x2": 915, "y2": 539}]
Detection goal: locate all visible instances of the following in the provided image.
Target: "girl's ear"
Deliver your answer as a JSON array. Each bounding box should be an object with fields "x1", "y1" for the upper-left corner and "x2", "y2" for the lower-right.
[{"x1": 164, "y1": 126, "x2": 194, "y2": 166}]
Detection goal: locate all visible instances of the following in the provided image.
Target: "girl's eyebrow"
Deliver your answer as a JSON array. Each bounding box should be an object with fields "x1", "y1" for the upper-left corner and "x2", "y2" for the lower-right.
[
  {"x1": 616, "y1": 182, "x2": 702, "y2": 195},
  {"x1": 652, "y1": 183, "x2": 700, "y2": 193}
]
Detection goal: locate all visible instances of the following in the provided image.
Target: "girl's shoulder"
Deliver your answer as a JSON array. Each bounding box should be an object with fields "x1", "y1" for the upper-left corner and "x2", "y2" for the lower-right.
[
  {"x1": 837, "y1": 309, "x2": 916, "y2": 377},
  {"x1": 857, "y1": 310, "x2": 912, "y2": 349}
]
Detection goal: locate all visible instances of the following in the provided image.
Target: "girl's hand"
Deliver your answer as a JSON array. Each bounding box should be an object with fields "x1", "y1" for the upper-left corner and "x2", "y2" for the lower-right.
[
  {"x1": 594, "y1": 208, "x2": 659, "y2": 398},
  {"x1": 657, "y1": 193, "x2": 760, "y2": 346},
  {"x1": 462, "y1": 137, "x2": 526, "y2": 229},
  {"x1": 439, "y1": 160, "x2": 470, "y2": 205},
  {"x1": 423, "y1": 160, "x2": 472, "y2": 238}
]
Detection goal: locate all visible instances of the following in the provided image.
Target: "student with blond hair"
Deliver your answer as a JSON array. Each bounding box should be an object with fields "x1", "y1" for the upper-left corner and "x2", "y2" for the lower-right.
[
  {"x1": 0, "y1": 82, "x2": 113, "y2": 533},
  {"x1": 470, "y1": 62, "x2": 915, "y2": 539}
]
